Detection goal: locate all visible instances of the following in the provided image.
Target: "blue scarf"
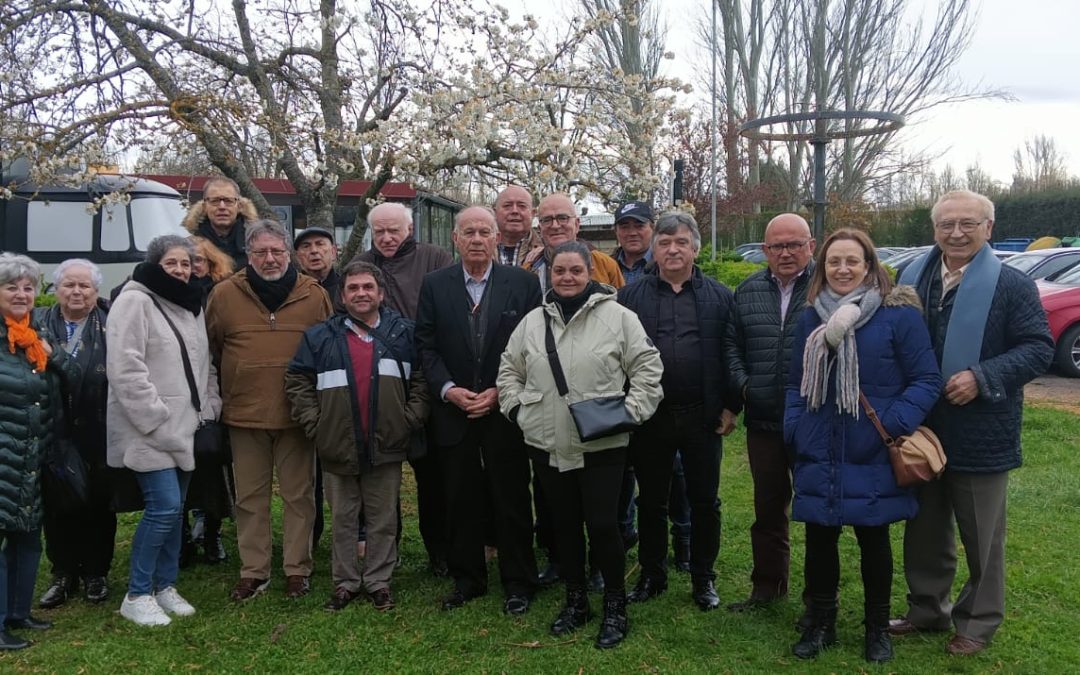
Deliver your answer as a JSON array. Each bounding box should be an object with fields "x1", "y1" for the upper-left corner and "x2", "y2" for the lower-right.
[{"x1": 900, "y1": 243, "x2": 1000, "y2": 378}]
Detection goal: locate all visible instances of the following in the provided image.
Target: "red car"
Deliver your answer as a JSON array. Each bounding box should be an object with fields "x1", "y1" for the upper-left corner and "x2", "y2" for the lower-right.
[{"x1": 1038, "y1": 271, "x2": 1080, "y2": 377}]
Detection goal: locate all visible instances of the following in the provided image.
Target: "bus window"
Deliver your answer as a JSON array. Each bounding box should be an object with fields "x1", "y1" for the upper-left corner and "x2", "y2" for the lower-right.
[
  {"x1": 27, "y1": 201, "x2": 93, "y2": 252},
  {"x1": 131, "y1": 197, "x2": 188, "y2": 249},
  {"x1": 101, "y1": 202, "x2": 131, "y2": 251}
]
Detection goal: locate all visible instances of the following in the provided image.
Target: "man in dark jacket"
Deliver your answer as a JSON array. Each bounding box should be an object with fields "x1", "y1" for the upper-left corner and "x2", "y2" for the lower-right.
[
  {"x1": 890, "y1": 190, "x2": 1053, "y2": 656},
  {"x1": 725, "y1": 213, "x2": 815, "y2": 612},
  {"x1": 415, "y1": 205, "x2": 542, "y2": 615},
  {"x1": 182, "y1": 176, "x2": 255, "y2": 270},
  {"x1": 355, "y1": 201, "x2": 454, "y2": 577},
  {"x1": 618, "y1": 211, "x2": 739, "y2": 611},
  {"x1": 285, "y1": 261, "x2": 429, "y2": 613}
]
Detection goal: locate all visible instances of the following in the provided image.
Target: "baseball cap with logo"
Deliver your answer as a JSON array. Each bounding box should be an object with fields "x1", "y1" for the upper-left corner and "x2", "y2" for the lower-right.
[{"x1": 614, "y1": 201, "x2": 654, "y2": 224}]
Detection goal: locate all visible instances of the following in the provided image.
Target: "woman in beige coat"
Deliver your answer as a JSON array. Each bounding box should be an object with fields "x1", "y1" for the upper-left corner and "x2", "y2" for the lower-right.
[
  {"x1": 498, "y1": 241, "x2": 663, "y2": 649},
  {"x1": 106, "y1": 235, "x2": 220, "y2": 627}
]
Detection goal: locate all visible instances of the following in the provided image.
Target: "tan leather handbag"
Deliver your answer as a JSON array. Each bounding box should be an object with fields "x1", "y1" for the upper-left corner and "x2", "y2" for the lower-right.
[{"x1": 859, "y1": 392, "x2": 946, "y2": 487}]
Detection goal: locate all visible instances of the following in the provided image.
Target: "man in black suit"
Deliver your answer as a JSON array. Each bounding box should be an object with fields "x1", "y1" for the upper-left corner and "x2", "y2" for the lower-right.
[{"x1": 415, "y1": 205, "x2": 542, "y2": 615}]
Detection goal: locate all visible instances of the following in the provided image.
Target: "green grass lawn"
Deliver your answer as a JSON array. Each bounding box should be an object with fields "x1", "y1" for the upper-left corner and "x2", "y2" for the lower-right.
[{"x1": 4, "y1": 405, "x2": 1079, "y2": 673}]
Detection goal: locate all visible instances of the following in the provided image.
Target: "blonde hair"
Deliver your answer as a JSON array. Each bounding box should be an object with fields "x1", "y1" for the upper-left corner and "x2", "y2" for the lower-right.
[{"x1": 191, "y1": 235, "x2": 236, "y2": 283}]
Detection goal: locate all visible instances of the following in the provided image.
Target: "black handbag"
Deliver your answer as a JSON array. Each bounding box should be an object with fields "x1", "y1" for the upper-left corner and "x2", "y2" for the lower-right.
[
  {"x1": 148, "y1": 296, "x2": 230, "y2": 465},
  {"x1": 544, "y1": 313, "x2": 638, "y2": 442},
  {"x1": 42, "y1": 437, "x2": 89, "y2": 514}
]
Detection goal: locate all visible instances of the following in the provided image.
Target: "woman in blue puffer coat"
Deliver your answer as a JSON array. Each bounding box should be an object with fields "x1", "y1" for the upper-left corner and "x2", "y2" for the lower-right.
[{"x1": 784, "y1": 229, "x2": 941, "y2": 664}]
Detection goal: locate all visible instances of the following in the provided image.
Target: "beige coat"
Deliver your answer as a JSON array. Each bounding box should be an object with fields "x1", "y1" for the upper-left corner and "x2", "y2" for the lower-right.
[
  {"x1": 497, "y1": 287, "x2": 664, "y2": 471},
  {"x1": 106, "y1": 281, "x2": 220, "y2": 472}
]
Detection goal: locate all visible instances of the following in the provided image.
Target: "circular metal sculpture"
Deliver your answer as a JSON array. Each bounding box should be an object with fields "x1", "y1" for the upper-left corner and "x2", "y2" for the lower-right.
[{"x1": 738, "y1": 111, "x2": 905, "y2": 240}]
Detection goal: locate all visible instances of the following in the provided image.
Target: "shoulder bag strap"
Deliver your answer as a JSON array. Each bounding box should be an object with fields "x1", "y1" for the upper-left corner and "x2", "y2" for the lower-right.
[
  {"x1": 147, "y1": 294, "x2": 202, "y2": 414},
  {"x1": 543, "y1": 312, "x2": 570, "y2": 398},
  {"x1": 858, "y1": 390, "x2": 893, "y2": 447}
]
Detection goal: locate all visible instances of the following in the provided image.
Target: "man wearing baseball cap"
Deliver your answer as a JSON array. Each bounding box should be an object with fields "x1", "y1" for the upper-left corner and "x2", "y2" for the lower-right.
[
  {"x1": 295, "y1": 226, "x2": 342, "y2": 312},
  {"x1": 612, "y1": 201, "x2": 655, "y2": 285}
]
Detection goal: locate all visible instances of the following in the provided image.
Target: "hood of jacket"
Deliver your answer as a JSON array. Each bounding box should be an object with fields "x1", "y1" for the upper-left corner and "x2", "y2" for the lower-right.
[{"x1": 182, "y1": 196, "x2": 259, "y2": 233}]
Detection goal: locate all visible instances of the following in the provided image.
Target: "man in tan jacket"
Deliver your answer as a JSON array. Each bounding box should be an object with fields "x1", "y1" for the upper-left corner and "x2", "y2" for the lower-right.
[{"x1": 207, "y1": 219, "x2": 333, "y2": 601}]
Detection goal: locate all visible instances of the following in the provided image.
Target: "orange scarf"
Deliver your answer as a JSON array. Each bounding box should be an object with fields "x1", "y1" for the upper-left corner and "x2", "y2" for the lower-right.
[{"x1": 5, "y1": 313, "x2": 48, "y2": 372}]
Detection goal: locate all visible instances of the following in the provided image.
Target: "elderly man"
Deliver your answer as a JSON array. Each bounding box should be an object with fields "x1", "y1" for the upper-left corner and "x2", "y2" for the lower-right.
[
  {"x1": 890, "y1": 190, "x2": 1053, "y2": 655},
  {"x1": 494, "y1": 185, "x2": 543, "y2": 267},
  {"x1": 524, "y1": 193, "x2": 624, "y2": 292},
  {"x1": 207, "y1": 219, "x2": 333, "y2": 602},
  {"x1": 415, "y1": 206, "x2": 541, "y2": 615},
  {"x1": 618, "y1": 212, "x2": 739, "y2": 611},
  {"x1": 295, "y1": 227, "x2": 342, "y2": 311},
  {"x1": 356, "y1": 201, "x2": 453, "y2": 576},
  {"x1": 725, "y1": 213, "x2": 816, "y2": 612},
  {"x1": 182, "y1": 176, "x2": 256, "y2": 269},
  {"x1": 286, "y1": 261, "x2": 429, "y2": 612},
  {"x1": 611, "y1": 200, "x2": 655, "y2": 284}
]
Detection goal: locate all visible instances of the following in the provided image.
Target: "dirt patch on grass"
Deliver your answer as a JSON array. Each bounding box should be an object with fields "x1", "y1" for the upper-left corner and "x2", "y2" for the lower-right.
[{"x1": 1026, "y1": 374, "x2": 1080, "y2": 414}]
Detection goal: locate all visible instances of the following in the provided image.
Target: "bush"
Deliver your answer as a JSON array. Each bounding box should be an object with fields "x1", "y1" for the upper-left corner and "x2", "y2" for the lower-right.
[
  {"x1": 697, "y1": 258, "x2": 766, "y2": 288},
  {"x1": 35, "y1": 292, "x2": 57, "y2": 307}
]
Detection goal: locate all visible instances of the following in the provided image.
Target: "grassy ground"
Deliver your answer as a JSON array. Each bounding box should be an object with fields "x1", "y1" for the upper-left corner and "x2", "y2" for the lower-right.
[{"x1": 4, "y1": 405, "x2": 1078, "y2": 673}]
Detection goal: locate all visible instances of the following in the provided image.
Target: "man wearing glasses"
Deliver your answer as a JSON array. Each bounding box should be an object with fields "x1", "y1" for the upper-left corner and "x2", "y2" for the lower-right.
[
  {"x1": 183, "y1": 176, "x2": 256, "y2": 269},
  {"x1": 524, "y1": 194, "x2": 624, "y2": 293},
  {"x1": 207, "y1": 220, "x2": 333, "y2": 602},
  {"x1": 890, "y1": 190, "x2": 1053, "y2": 656},
  {"x1": 725, "y1": 213, "x2": 815, "y2": 614}
]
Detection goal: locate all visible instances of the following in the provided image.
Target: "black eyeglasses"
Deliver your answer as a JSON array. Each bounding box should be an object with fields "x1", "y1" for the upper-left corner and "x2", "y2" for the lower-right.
[
  {"x1": 538, "y1": 214, "x2": 573, "y2": 226},
  {"x1": 764, "y1": 240, "x2": 809, "y2": 254}
]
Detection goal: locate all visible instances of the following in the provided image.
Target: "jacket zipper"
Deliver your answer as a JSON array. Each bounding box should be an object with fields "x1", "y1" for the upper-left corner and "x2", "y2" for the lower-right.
[{"x1": 269, "y1": 312, "x2": 276, "y2": 330}]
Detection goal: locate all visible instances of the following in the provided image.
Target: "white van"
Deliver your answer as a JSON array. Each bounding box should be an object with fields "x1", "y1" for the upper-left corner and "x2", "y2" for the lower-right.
[{"x1": 0, "y1": 173, "x2": 189, "y2": 292}]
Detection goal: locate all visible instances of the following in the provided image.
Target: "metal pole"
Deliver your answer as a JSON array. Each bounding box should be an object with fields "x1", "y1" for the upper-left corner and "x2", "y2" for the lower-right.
[
  {"x1": 710, "y1": 0, "x2": 718, "y2": 261},
  {"x1": 812, "y1": 138, "x2": 827, "y2": 243}
]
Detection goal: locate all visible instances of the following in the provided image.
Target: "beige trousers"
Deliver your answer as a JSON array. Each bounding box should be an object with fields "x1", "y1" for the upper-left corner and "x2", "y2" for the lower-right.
[{"x1": 323, "y1": 462, "x2": 402, "y2": 593}]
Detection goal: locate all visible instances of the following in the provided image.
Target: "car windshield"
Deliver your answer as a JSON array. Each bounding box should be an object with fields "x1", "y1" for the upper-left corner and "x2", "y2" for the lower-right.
[
  {"x1": 1004, "y1": 253, "x2": 1049, "y2": 273},
  {"x1": 1051, "y1": 263, "x2": 1080, "y2": 286}
]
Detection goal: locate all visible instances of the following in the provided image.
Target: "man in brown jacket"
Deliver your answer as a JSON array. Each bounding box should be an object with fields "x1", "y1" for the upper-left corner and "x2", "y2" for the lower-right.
[{"x1": 207, "y1": 219, "x2": 333, "y2": 601}]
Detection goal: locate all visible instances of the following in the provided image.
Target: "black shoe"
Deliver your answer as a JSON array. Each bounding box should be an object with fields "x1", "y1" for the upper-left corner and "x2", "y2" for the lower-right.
[
  {"x1": 595, "y1": 591, "x2": 628, "y2": 649},
  {"x1": 626, "y1": 576, "x2": 667, "y2": 604},
  {"x1": 4, "y1": 616, "x2": 52, "y2": 631},
  {"x1": 0, "y1": 630, "x2": 28, "y2": 651},
  {"x1": 864, "y1": 603, "x2": 894, "y2": 663},
  {"x1": 537, "y1": 562, "x2": 561, "y2": 587},
  {"x1": 503, "y1": 594, "x2": 530, "y2": 616},
  {"x1": 429, "y1": 554, "x2": 449, "y2": 578},
  {"x1": 691, "y1": 580, "x2": 720, "y2": 611},
  {"x1": 39, "y1": 575, "x2": 76, "y2": 609},
  {"x1": 792, "y1": 604, "x2": 838, "y2": 659},
  {"x1": 622, "y1": 529, "x2": 639, "y2": 551},
  {"x1": 440, "y1": 587, "x2": 484, "y2": 611},
  {"x1": 672, "y1": 538, "x2": 691, "y2": 573},
  {"x1": 587, "y1": 569, "x2": 605, "y2": 594},
  {"x1": 550, "y1": 586, "x2": 591, "y2": 636},
  {"x1": 84, "y1": 576, "x2": 109, "y2": 604},
  {"x1": 204, "y1": 533, "x2": 227, "y2": 564}
]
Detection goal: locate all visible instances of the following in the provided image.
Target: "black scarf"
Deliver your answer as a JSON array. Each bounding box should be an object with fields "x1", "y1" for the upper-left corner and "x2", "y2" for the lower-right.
[
  {"x1": 245, "y1": 264, "x2": 298, "y2": 313},
  {"x1": 549, "y1": 280, "x2": 602, "y2": 323},
  {"x1": 132, "y1": 262, "x2": 203, "y2": 315},
  {"x1": 373, "y1": 237, "x2": 416, "y2": 264},
  {"x1": 192, "y1": 274, "x2": 215, "y2": 308},
  {"x1": 198, "y1": 216, "x2": 248, "y2": 262}
]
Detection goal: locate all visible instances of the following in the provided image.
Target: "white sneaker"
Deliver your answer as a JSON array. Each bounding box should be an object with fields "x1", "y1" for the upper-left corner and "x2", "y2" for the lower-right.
[
  {"x1": 120, "y1": 594, "x2": 172, "y2": 626},
  {"x1": 154, "y1": 587, "x2": 196, "y2": 617}
]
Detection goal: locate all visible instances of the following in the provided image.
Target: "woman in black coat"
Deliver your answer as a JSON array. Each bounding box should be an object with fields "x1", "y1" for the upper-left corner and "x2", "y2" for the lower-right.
[{"x1": 36, "y1": 259, "x2": 116, "y2": 609}]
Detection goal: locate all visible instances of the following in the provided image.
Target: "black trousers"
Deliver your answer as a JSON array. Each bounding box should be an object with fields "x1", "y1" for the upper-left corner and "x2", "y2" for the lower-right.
[
  {"x1": 440, "y1": 414, "x2": 537, "y2": 598},
  {"x1": 411, "y1": 446, "x2": 447, "y2": 560},
  {"x1": 43, "y1": 462, "x2": 116, "y2": 578},
  {"x1": 630, "y1": 402, "x2": 722, "y2": 583},
  {"x1": 804, "y1": 522, "x2": 892, "y2": 609},
  {"x1": 530, "y1": 447, "x2": 626, "y2": 592}
]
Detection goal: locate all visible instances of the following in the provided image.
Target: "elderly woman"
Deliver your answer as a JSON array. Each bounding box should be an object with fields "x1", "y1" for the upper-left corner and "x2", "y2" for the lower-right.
[
  {"x1": 0, "y1": 253, "x2": 70, "y2": 650},
  {"x1": 498, "y1": 241, "x2": 663, "y2": 649},
  {"x1": 35, "y1": 260, "x2": 116, "y2": 609},
  {"x1": 181, "y1": 235, "x2": 235, "y2": 566},
  {"x1": 784, "y1": 229, "x2": 942, "y2": 663},
  {"x1": 107, "y1": 235, "x2": 220, "y2": 627}
]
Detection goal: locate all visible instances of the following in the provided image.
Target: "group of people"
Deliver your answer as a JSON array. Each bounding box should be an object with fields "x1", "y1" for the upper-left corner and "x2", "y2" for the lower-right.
[{"x1": 0, "y1": 181, "x2": 1053, "y2": 661}]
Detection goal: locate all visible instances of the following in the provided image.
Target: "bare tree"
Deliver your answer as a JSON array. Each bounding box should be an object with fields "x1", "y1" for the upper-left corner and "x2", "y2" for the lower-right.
[{"x1": 1012, "y1": 135, "x2": 1071, "y2": 192}]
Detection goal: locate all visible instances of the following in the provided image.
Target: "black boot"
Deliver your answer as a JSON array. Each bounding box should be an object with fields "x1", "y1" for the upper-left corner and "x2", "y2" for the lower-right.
[
  {"x1": 595, "y1": 590, "x2": 628, "y2": 649},
  {"x1": 550, "y1": 585, "x2": 591, "y2": 636},
  {"x1": 39, "y1": 575, "x2": 77, "y2": 609},
  {"x1": 791, "y1": 600, "x2": 838, "y2": 659},
  {"x1": 864, "y1": 603, "x2": 894, "y2": 663}
]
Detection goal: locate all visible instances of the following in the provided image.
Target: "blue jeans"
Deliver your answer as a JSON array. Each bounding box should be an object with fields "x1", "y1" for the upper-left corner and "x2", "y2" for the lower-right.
[
  {"x1": 129, "y1": 469, "x2": 191, "y2": 596},
  {"x1": 0, "y1": 528, "x2": 43, "y2": 625}
]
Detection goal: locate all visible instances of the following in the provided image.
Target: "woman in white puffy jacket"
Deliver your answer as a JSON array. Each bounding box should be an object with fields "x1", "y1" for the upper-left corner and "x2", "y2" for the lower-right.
[
  {"x1": 106, "y1": 235, "x2": 220, "y2": 627},
  {"x1": 498, "y1": 241, "x2": 663, "y2": 649}
]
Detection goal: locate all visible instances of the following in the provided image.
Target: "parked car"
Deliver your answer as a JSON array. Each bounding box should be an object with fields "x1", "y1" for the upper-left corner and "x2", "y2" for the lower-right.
[
  {"x1": 1038, "y1": 283, "x2": 1080, "y2": 378},
  {"x1": 1004, "y1": 248, "x2": 1080, "y2": 280},
  {"x1": 735, "y1": 242, "x2": 763, "y2": 256}
]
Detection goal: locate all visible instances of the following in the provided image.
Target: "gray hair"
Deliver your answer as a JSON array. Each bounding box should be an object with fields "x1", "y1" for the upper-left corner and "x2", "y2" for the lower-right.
[
  {"x1": 244, "y1": 219, "x2": 292, "y2": 251},
  {"x1": 931, "y1": 190, "x2": 995, "y2": 223},
  {"x1": 550, "y1": 241, "x2": 593, "y2": 271},
  {"x1": 203, "y1": 175, "x2": 241, "y2": 197},
  {"x1": 0, "y1": 252, "x2": 41, "y2": 290},
  {"x1": 146, "y1": 235, "x2": 196, "y2": 265},
  {"x1": 367, "y1": 202, "x2": 413, "y2": 229},
  {"x1": 53, "y1": 258, "x2": 103, "y2": 289},
  {"x1": 454, "y1": 205, "x2": 497, "y2": 232},
  {"x1": 653, "y1": 211, "x2": 702, "y2": 250}
]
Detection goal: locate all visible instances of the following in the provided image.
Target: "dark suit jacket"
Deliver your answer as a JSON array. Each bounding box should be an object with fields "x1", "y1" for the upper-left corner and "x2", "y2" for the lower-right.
[{"x1": 415, "y1": 262, "x2": 542, "y2": 446}]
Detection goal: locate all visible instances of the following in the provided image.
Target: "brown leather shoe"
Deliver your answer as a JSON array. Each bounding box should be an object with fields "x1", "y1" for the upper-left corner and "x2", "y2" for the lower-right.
[
  {"x1": 888, "y1": 617, "x2": 948, "y2": 636},
  {"x1": 946, "y1": 634, "x2": 987, "y2": 656},
  {"x1": 324, "y1": 586, "x2": 361, "y2": 611},
  {"x1": 370, "y1": 587, "x2": 395, "y2": 611},
  {"x1": 285, "y1": 575, "x2": 310, "y2": 599},
  {"x1": 230, "y1": 578, "x2": 270, "y2": 601}
]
